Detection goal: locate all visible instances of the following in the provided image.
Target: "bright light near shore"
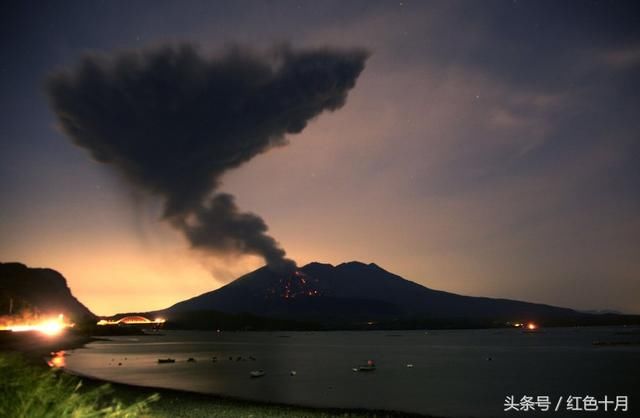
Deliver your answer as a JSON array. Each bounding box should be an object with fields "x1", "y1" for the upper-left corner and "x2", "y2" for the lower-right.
[
  {"x1": 39, "y1": 319, "x2": 64, "y2": 336},
  {"x1": 527, "y1": 322, "x2": 538, "y2": 330},
  {"x1": 1, "y1": 314, "x2": 72, "y2": 336}
]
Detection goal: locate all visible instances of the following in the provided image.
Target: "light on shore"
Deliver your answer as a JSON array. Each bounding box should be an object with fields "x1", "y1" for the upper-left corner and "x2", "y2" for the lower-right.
[{"x1": 1, "y1": 314, "x2": 72, "y2": 336}]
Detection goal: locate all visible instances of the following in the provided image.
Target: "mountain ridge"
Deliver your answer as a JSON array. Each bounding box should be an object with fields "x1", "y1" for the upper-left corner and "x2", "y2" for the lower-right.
[
  {"x1": 0, "y1": 262, "x2": 96, "y2": 322},
  {"x1": 161, "y1": 261, "x2": 587, "y2": 327}
]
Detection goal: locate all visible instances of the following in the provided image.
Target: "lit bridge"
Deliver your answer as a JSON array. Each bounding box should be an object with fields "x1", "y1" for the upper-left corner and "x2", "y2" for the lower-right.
[{"x1": 97, "y1": 316, "x2": 165, "y2": 326}]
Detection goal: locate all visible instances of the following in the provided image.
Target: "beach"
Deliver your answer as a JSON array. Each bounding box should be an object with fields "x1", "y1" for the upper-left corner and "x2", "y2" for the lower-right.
[{"x1": 80, "y1": 378, "x2": 430, "y2": 418}]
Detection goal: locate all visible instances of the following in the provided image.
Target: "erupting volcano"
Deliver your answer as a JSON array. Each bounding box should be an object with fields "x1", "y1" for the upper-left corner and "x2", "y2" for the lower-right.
[
  {"x1": 46, "y1": 44, "x2": 368, "y2": 271},
  {"x1": 154, "y1": 261, "x2": 589, "y2": 328},
  {"x1": 277, "y1": 270, "x2": 322, "y2": 300}
]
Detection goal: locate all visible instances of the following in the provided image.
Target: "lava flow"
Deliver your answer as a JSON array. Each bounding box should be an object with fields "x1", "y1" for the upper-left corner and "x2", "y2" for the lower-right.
[{"x1": 278, "y1": 270, "x2": 322, "y2": 300}]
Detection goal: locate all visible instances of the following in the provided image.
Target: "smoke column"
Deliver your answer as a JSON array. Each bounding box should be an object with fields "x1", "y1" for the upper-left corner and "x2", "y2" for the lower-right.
[{"x1": 46, "y1": 44, "x2": 368, "y2": 271}]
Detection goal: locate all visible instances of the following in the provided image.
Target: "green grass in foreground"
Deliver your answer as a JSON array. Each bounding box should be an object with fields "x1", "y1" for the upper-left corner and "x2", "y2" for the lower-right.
[
  {"x1": 0, "y1": 353, "x2": 158, "y2": 418},
  {"x1": 0, "y1": 353, "x2": 423, "y2": 418}
]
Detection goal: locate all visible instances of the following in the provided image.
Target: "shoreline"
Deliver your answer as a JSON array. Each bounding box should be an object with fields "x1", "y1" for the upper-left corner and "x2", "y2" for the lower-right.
[
  {"x1": 0, "y1": 329, "x2": 99, "y2": 361},
  {"x1": 72, "y1": 371, "x2": 435, "y2": 418},
  {"x1": 2, "y1": 330, "x2": 437, "y2": 417}
]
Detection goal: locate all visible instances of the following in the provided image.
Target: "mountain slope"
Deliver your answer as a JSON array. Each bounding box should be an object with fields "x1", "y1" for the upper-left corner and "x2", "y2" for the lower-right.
[
  {"x1": 165, "y1": 261, "x2": 582, "y2": 325},
  {"x1": 0, "y1": 262, "x2": 95, "y2": 322}
]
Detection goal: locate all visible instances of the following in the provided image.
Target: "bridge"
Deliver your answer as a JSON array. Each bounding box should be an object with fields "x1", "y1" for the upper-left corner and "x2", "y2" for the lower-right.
[{"x1": 97, "y1": 316, "x2": 165, "y2": 326}]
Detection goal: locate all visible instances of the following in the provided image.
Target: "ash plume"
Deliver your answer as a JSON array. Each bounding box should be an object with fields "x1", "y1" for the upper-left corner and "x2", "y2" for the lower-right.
[{"x1": 46, "y1": 44, "x2": 368, "y2": 271}]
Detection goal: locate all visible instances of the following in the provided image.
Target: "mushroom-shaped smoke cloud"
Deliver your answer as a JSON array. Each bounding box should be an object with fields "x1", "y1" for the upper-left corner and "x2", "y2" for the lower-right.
[{"x1": 46, "y1": 44, "x2": 368, "y2": 272}]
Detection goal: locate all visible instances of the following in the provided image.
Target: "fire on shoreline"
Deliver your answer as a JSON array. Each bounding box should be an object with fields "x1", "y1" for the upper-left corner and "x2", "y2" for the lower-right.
[{"x1": 0, "y1": 314, "x2": 74, "y2": 336}]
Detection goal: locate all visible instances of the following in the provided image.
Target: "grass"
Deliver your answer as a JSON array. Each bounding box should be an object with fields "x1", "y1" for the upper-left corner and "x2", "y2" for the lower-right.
[
  {"x1": 0, "y1": 352, "x2": 427, "y2": 418},
  {"x1": 0, "y1": 353, "x2": 158, "y2": 418}
]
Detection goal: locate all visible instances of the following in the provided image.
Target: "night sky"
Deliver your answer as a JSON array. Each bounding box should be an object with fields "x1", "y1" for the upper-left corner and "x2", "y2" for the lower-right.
[{"x1": 1, "y1": 1, "x2": 639, "y2": 315}]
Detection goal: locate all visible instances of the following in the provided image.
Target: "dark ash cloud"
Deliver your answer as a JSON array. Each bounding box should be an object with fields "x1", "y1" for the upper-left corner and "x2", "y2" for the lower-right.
[{"x1": 46, "y1": 43, "x2": 368, "y2": 271}]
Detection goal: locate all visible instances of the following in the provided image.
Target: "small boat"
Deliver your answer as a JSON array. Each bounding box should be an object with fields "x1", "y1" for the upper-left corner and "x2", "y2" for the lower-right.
[
  {"x1": 157, "y1": 358, "x2": 175, "y2": 364},
  {"x1": 290, "y1": 370, "x2": 297, "y2": 376},
  {"x1": 406, "y1": 363, "x2": 414, "y2": 368},
  {"x1": 250, "y1": 369, "x2": 266, "y2": 378},
  {"x1": 356, "y1": 359, "x2": 376, "y2": 372},
  {"x1": 187, "y1": 357, "x2": 196, "y2": 362}
]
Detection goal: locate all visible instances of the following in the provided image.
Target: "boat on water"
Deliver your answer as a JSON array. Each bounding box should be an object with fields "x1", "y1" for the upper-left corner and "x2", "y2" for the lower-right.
[
  {"x1": 250, "y1": 369, "x2": 266, "y2": 378},
  {"x1": 355, "y1": 359, "x2": 376, "y2": 372},
  {"x1": 157, "y1": 358, "x2": 175, "y2": 364}
]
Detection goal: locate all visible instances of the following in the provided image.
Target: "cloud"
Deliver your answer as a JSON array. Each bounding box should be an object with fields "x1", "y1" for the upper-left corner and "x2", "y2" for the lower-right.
[
  {"x1": 601, "y1": 44, "x2": 640, "y2": 70},
  {"x1": 46, "y1": 43, "x2": 368, "y2": 271}
]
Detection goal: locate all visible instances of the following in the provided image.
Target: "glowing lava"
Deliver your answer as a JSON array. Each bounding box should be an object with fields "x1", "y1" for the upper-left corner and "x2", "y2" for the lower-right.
[{"x1": 277, "y1": 270, "x2": 322, "y2": 300}]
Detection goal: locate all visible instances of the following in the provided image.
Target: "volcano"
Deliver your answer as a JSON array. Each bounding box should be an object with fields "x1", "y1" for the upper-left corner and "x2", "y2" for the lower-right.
[{"x1": 157, "y1": 261, "x2": 611, "y2": 328}]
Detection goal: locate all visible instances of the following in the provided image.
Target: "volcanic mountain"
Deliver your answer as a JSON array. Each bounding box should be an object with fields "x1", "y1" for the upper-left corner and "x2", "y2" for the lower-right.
[{"x1": 161, "y1": 261, "x2": 601, "y2": 328}]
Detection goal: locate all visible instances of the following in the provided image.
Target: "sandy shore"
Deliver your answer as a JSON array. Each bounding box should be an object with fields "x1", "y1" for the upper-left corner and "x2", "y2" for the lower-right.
[{"x1": 80, "y1": 376, "x2": 433, "y2": 418}]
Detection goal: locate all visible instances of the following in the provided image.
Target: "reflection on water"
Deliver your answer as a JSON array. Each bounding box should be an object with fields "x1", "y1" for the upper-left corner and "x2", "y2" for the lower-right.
[
  {"x1": 47, "y1": 350, "x2": 66, "y2": 368},
  {"x1": 64, "y1": 327, "x2": 640, "y2": 417}
]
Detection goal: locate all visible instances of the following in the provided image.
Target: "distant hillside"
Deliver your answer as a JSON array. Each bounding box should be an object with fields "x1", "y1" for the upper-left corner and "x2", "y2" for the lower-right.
[
  {"x1": 105, "y1": 309, "x2": 322, "y2": 332},
  {"x1": 0, "y1": 262, "x2": 95, "y2": 322},
  {"x1": 161, "y1": 261, "x2": 637, "y2": 329}
]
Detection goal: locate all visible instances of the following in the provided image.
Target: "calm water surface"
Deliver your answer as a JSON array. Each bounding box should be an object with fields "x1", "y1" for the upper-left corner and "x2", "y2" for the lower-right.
[{"x1": 64, "y1": 327, "x2": 640, "y2": 417}]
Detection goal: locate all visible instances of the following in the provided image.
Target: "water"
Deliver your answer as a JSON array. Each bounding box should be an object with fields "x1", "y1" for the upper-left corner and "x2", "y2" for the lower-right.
[{"x1": 63, "y1": 327, "x2": 640, "y2": 417}]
